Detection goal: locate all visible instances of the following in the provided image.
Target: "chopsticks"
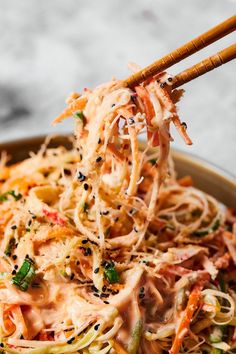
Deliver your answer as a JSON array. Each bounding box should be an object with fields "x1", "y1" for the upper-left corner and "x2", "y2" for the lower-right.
[
  {"x1": 172, "y1": 44, "x2": 236, "y2": 89},
  {"x1": 123, "y1": 15, "x2": 236, "y2": 88}
]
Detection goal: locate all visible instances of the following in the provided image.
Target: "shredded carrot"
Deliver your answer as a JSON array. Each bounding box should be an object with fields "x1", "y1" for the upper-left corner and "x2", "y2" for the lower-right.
[
  {"x1": 172, "y1": 116, "x2": 192, "y2": 145},
  {"x1": 12, "y1": 305, "x2": 28, "y2": 339},
  {"x1": 135, "y1": 86, "x2": 159, "y2": 146},
  {"x1": 169, "y1": 285, "x2": 202, "y2": 354},
  {"x1": 177, "y1": 175, "x2": 193, "y2": 187},
  {"x1": 113, "y1": 339, "x2": 129, "y2": 354},
  {"x1": 107, "y1": 143, "x2": 125, "y2": 161},
  {"x1": 52, "y1": 96, "x2": 87, "y2": 124}
]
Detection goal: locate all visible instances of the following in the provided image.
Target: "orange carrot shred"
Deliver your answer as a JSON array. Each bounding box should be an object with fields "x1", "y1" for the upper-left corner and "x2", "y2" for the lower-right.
[{"x1": 169, "y1": 285, "x2": 202, "y2": 354}]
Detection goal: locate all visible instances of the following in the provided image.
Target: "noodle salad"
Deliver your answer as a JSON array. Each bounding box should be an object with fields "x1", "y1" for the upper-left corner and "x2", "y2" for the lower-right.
[{"x1": 0, "y1": 72, "x2": 236, "y2": 354}]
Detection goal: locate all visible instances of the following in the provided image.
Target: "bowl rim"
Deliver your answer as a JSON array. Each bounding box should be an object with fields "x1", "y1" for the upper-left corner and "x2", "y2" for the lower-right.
[{"x1": 0, "y1": 134, "x2": 235, "y2": 181}]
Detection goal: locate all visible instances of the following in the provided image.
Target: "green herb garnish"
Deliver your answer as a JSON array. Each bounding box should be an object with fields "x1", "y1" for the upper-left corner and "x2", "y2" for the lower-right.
[
  {"x1": 74, "y1": 111, "x2": 85, "y2": 125},
  {"x1": 0, "y1": 190, "x2": 22, "y2": 202},
  {"x1": 192, "y1": 230, "x2": 209, "y2": 237},
  {"x1": 12, "y1": 256, "x2": 36, "y2": 291},
  {"x1": 209, "y1": 326, "x2": 223, "y2": 343},
  {"x1": 192, "y1": 219, "x2": 221, "y2": 237},
  {"x1": 128, "y1": 319, "x2": 143, "y2": 354},
  {"x1": 83, "y1": 202, "x2": 89, "y2": 213},
  {"x1": 149, "y1": 158, "x2": 157, "y2": 166},
  {"x1": 212, "y1": 219, "x2": 220, "y2": 231},
  {"x1": 104, "y1": 262, "x2": 119, "y2": 284}
]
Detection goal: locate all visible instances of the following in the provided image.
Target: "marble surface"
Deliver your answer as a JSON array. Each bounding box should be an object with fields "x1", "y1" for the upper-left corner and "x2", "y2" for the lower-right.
[{"x1": 0, "y1": 0, "x2": 235, "y2": 173}]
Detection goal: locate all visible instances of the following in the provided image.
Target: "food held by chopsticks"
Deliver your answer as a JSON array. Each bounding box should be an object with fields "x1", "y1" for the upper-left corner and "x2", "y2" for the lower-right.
[{"x1": 0, "y1": 68, "x2": 235, "y2": 354}]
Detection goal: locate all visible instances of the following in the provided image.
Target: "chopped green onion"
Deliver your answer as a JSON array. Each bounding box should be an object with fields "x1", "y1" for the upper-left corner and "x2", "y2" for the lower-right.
[
  {"x1": 4, "y1": 238, "x2": 16, "y2": 257},
  {"x1": 218, "y1": 272, "x2": 226, "y2": 293},
  {"x1": 83, "y1": 202, "x2": 89, "y2": 212},
  {"x1": 12, "y1": 256, "x2": 36, "y2": 291},
  {"x1": 0, "y1": 190, "x2": 22, "y2": 202},
  {"x1": 210, "y1": 349, "x2": 222, "y2": 354},
  {"x1": 74, "y1": 111, "x2": 85, "y2": 125},
  {"x1": 104, "y1": 262, "x2": 119, "y2": 284},
  {"x1": 192, "y1": 230, "x2": 209, "y2": 237},
  {"x1": 192, "y1": 218, "x2": 221, "y2": 237},
  {"x1": 128, "y1": 319, "x2": 143, "y2": 354},
  {"x1": 149, "y1": 158, "x2": 157, "y2": 166},
  {"x1": 209, "y1": 326, "x2": 223, "y2": 343},
  {"x1": 212, "y1": 219, "x2": 220, "y2": 231}
]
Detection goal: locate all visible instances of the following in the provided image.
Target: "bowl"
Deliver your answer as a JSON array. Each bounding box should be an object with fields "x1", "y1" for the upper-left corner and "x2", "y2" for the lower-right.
[{"x1": 0, "y1": 135, "x2": 235, "y2": 208}]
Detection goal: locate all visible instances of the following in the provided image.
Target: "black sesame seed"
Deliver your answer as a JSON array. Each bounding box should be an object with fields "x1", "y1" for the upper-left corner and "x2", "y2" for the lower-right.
[
  {"x1": 96, "y1": 156, "x2": 102, "y2": 163},
  {"x1": 14, "y1": 265, "x2": 18, "y2": 270},
  {"x1": 102, "y1": 211, "x2": 109, "y2": 215},
  {"x1": 93, "y1": 293, "x2": 100, "y2": 297},
  {"x1": 0, "y1": 343, "x2": 3, "y2": 347},
  {"x1": 102, "y1": 285, "x2": 107, "y2": 292},
  {"x1": 70, "y1": 273, "x2": 75, "y2": 280},
  {"x1": 168, "y1": 77, "x2": 173, "y2": 82},
  {"x1": 82, "y1": 239, "x2": 88, "y2": 244},
  {"x1": 104, "y1": 261, "x2": 114, "y2": 269},
  {"x1": 117, "y1": 205, "x2": 121, "y2": 210},
  {"x1": 115, "y1": 217, "x2": 119, "y2": 222},
  {"x1": 181, "y1": 122, "x2": 187, "y2": 129},
  {"x1": 32, "y1": 215, "x2": 37, "y2": 219},
  {"x1": 11, "y1": 225, "x2": 17, "y2": 230},
  {"x1": 112, "y1": 290, "x2": 119, "y2": 295},
  {"x1": 100, "y1": 293, "x2": 109, "y2": 298},
  {"x1": 28, "y1": 220, "x2": 32, "y2": 226},
  {"x1": 84, "y1": 248, "x2": 92, "y2": 256},
  {"x1": 94, "y1": 324, "x2": 100, "y2": 331},
  {"x1": 84, "y1": 183, "x2": 89, "y2": 191},
  {"x1": 128, "y1": 117, "x2": 135, "y2": 125},
  {"x1": 98, "y1": 138, "x2": 101, "y2": 144},
  {"x1": 94, "y1": 267, "x2": 99, "y2": 274},
  {"x1": 140, "y1": 287, "x2": 145, "y2": 293},
  {"x1": 66, "y1": 255, "x2": 70, "y2": 259},
  {"x1": 76, "y1": 260, "x2": 80, "y2": 265},
  {"x1": 111, "y1": 103, "x2": 116, "y2": 108},
  {"x1": 77, "y1": 171, "x2": 86, "y2": 182},
  {"x1": 12, "y1": 255, "x2": 17, "y2": 260},
  {"x1": 11, "y1": 270, "x2": 16, "y2": 275},
  {"x1": 103, "y1": 300, "x2": 109, "y2": 304},
  {"x1": 134, "y1": 226, "x2": 138, "y2": 233},
  {"x1": 92, "y1": 285, "x2": 99, "y2": 292},
  {"x1": 160, "y1": 82, "x2": 166, "y2": 88},
  {"x1": 67, "y1": 337, "x2": 75, "y2": 344},
  {"x1": 139, "y1": 293, "x2": 145, "y2": 299}
]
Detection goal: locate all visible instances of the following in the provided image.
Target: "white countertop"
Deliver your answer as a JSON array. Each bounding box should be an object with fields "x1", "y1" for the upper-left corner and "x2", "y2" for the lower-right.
[{"x1": 0, "y1": 0, "x2": 235, "y2": 174}]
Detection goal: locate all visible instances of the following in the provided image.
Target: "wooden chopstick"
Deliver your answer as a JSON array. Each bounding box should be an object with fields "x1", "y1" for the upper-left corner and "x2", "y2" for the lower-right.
[
  {"x1": 123, "y1": 15, "x2": 236, "y2": 88},
  {"x1": 171, "y1": 44, "x2": 236, "y2": 89}
]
